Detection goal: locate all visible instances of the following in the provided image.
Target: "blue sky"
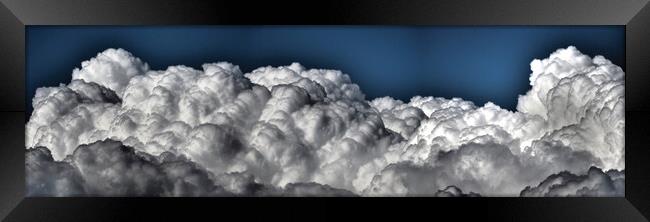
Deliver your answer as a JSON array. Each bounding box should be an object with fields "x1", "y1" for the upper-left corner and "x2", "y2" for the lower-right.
[{"x1": 26, "y1": 26, "x2": 624, "y2": 113}]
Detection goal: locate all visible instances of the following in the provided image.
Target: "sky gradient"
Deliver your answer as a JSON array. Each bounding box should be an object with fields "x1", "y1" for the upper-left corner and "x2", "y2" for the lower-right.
[{"x1": 26, "y1": 26, "x2": 624, "y2": 114}]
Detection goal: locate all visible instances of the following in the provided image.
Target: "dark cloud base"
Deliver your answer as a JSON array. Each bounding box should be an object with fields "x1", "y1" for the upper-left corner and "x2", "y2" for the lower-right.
[
  {"x1": 26, "y1": 140, "x2": 623, "y2": 197},
  {"x1": 27, "y1": 140, "x2": 359, "y2": 197}
]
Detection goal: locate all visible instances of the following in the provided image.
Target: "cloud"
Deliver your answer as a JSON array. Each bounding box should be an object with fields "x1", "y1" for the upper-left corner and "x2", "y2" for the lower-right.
[
  {"x1": 71, "y1": 48, "x2": 149, "y2": 97},
  {"x1": 26, "y1": 146, "x2": 85, "y2": 196},
  {"x1": 434, "y1": 186, "x2": 480, "y2": 197},
  {"x1": 520, "y1": 167, "x2": 624, "y2": 197},
  {"x1": 517, "y1": 46, "x2": 625, "y2": 170},
  {"x1": 282, "y1": 182, "x2": 358, "y2": 197},
  {"x1": 27, "y1": 139, "x2": 358, "y2": 197},
  {"x1": 28, "y1": 139, "x2": 230, "y2": 196},
  {"x1": 26, "y1": 46, "x2": 624, "y2": 196}
]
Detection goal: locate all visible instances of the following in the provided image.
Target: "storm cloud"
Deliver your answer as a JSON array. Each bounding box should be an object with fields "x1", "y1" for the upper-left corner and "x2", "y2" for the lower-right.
[{"x1": 26, "y1": 46, "x2": 624, "y2": 196}]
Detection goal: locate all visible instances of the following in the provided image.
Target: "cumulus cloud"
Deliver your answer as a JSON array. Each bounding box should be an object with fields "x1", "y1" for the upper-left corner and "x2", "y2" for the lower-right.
[
  {"x1": 26, "y1": 139, "x2": 358, "y2": 197},
  {"x1": 26, "y1": 46, "x2": 624, "y2": 196},
  {"x1": 71, "y1": 48, "x2": 149, "y2": 97},
  {"x1": 26, "y1": 146, "x2": 85, "y2": 196},
  {"x1": 27, "y1": 139, "x2": 230, "y2": 196},
  {"x1": 434, "y1": 186, "x2": 481, "y2": 197},
  {"x1": 520, "y1": 167, "x2": 624, "y2": 197}
]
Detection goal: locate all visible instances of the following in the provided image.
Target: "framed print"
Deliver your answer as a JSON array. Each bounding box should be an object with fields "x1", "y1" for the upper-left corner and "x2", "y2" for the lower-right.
[{"x1": 1, "y1": 0, "x2": 650, "y2": 221}]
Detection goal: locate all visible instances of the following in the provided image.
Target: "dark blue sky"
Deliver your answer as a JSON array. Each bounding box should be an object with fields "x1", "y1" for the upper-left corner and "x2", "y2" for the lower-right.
[{"x1": 27, "y1": 26, "x2": 624, "y2": 114}]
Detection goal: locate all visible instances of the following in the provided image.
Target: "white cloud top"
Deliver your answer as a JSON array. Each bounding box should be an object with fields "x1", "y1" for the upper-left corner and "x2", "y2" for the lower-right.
[{"x1": 26, "y1": 46, "x2": 624, "y2": 196}]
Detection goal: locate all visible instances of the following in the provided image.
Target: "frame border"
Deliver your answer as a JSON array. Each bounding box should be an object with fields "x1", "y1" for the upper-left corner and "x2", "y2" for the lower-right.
[{"x1": 1, "y1": 0, "x2": 649, "y2": 221}]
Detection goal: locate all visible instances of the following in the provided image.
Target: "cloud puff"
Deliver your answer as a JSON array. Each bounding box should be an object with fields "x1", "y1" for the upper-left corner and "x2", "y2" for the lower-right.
[
  {"x1": 27, "y1": 139, "x2": 230, "y2": 196},
  {"x1": 520, "y1": 167, "x2": 624, "y2": 197},
  {"x1": 26, "y1": 146, "x2": 85, "y2": 196},
  {"x1": 71, "y1": 48, "x2": 149, "y2": 97},
  {"x1": 434, "y1": 186, "x2": 481, "y2": 197},
  {"x1": 26, "y1": 46, "x2": 624, "y2": 196},
  {"x1": 517, "y1": 47, "x2": 625, "y2": 170}
]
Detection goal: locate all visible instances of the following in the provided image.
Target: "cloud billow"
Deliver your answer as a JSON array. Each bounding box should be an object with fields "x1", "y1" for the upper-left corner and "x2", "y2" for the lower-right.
[{"x1": 26, "y1": 46, "x2": 624, "y2": 196}]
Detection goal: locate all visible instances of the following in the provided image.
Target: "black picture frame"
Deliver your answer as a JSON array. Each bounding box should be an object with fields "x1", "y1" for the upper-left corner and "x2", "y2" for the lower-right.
[{"x1": 1, "y1": 0, "x2": 649, "y2": 221}]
